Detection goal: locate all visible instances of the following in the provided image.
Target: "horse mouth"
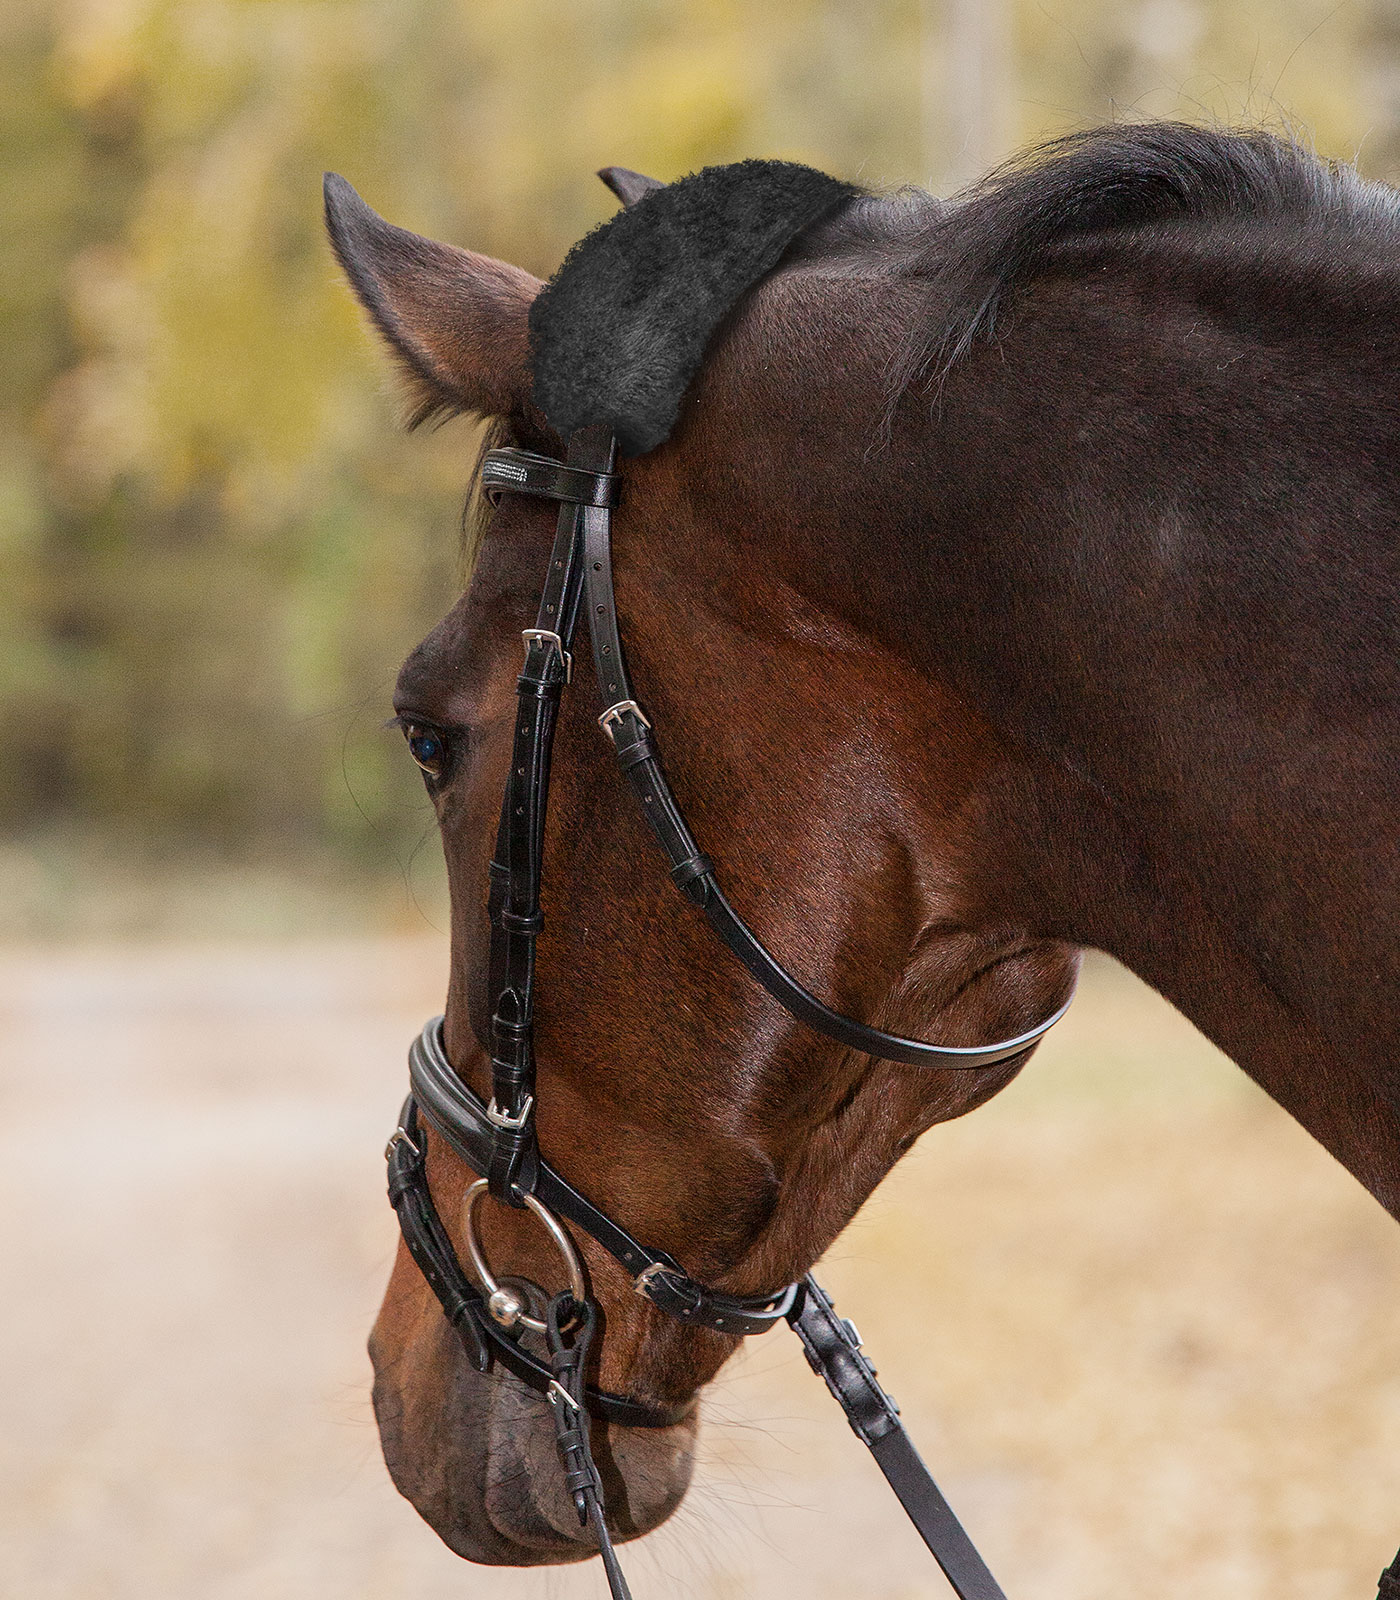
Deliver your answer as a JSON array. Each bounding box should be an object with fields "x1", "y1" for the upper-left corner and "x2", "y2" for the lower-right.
[{"x1": 369, "y1": 1312, "x2": 697, "y2": 1566}]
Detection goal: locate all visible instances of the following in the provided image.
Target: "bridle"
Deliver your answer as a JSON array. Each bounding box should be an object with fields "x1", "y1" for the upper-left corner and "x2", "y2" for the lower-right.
[{"x1": 385, "y1": 422, "x2": 1075, "y2": 1600}]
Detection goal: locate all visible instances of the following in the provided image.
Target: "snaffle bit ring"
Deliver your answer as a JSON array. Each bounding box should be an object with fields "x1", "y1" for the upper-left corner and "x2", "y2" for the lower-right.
[{"x1": 462, "y1": 1178, "x2": 587, "y2": 1334}]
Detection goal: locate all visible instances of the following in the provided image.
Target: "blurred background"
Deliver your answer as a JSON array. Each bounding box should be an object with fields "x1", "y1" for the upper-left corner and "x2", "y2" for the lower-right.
[{"x1": 6, "y1": 1, "x2": 1400, "y2": 1596}]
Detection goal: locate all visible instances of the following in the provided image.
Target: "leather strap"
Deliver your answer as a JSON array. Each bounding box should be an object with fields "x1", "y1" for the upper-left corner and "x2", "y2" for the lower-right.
[
  {"x1": 482, "y1": 447, "x2": 619, "y2": 507},
  {"x1": 393, "y1": 431, "x2": 1048, "y2": 1594},
  {"x1": 386, "y1": 1106, "x2": 490, "y2": 1375},
  {"x1": 505, "y1": 431, "x2": 1075, "y2": 1069},
  {"x1": 388, "y1": 1063, "x2": 1013, "y2": 1595},
  {"x1": 387, "y1": 1086, "x2": 1011, "y2": 1594},
  {"x1": 483, "y1": 428, "x2": 616, "y2": 1202},
  {"x1": 546, "y1": 1295, "x2": 635, "y2": 1600}
]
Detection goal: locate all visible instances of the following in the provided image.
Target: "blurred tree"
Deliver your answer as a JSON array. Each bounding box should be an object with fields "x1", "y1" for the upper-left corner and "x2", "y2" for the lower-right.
[{"x1": 1, "y1": 0, "x2": 1395, "y2": 884}]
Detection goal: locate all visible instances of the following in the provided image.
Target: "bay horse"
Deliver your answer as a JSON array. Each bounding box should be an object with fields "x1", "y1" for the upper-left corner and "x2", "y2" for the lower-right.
[{"x1": 325, "y1": 123, "x2": 1400, "y2": 1593}]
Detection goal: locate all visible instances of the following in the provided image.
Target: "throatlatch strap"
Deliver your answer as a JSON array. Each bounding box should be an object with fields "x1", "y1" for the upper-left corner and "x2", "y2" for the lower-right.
[{"x1": 552, "y1": 426, "x2": 1075, "y2": 1069}]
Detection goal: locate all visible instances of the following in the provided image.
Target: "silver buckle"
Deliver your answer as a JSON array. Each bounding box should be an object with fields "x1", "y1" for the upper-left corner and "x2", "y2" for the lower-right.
[
  {"x1": 384, "y1": 1126, "x2": 421, "y2": 1162},
  {"x1": 599, "y1": 700, "x2": 651, "y2": 742},
  {"x1": 522, "y1": 628, "x2": 571, "y2": 683},
  {"x1": 485, "y1": 1094, "x2": 534, "y2": 1131},
  {"x1": 633, "y1": 1260, "x2": 678, "y2": 1298}
]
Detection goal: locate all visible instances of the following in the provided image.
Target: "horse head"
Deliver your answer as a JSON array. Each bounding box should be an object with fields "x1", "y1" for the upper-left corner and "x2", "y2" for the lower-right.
[{"x1": 325, "y1": 163, "x2": 1076, "y2": 1569}]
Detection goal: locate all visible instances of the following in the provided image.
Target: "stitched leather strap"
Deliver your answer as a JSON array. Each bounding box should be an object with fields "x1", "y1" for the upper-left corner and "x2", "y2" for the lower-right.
[
  {"x1": 483, "y1": 428, "x2": 616, "y2": 1202},
  {"x1": 387, "y1": 1089, "x2": 1011, "y2": 1595},
  {"x1": 605, "y1": 690, "x2": 1071, "y2": 1066},
  {"x1": 484, "y1": 431, "x2": 1076, "y2": 1069},
  {"x1": 386, "y1": 1108, "x2": 491, "y2": 1375},
  {"x1": 413, "y1": 431, "x2": 1054, "y2": 1596},
  {"x1": 546, "y1": 1295, "x2": 635, "y2": 1600}
]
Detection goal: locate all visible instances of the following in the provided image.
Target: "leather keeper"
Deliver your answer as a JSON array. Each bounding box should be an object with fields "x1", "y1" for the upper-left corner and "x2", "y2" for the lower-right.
[
  {"x1": 613, "y1": 729, "x2": 659, "y2": 771},
  {"x1": 491, "y1": 1000, "x2": 529, "y2": 1040},
  {"x1": 636, "y1": 1267, "x2": 705, "y2": 1322},
  {"x1": 489, "y1": 1131, "x2": 538, "y2": 1207},
  {"x1": 491, "y1": 1059, "x2": 533, "y2": 1096},
  {"x1": 669, "y1": 855, "x2": 715, "y2": 897},
  {"x1": 490, "y1": 1046, "x2": 532, "y2": 1086},
  {"x1": 387, "y1": 1162, "x2": 419, "y2": 1207},
  {"x1": 490, "y1": 1016, "x2": 530, "y2": 1049},
  {"x1": 500, "y1": 908, "x2": 545, "y2": 935},
  {"x1": 516, "y1": 671, "x2": 565, "y2": 699}
]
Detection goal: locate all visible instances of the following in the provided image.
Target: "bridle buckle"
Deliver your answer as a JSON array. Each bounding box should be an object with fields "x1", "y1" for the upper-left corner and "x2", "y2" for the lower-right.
[
  {"x1": 522, "y1": 628, "x2": 572, "y2": 683},
  {"x1": 485, "y1": 1094, "x2": 534, "y2": 1131},
  {"x1": 633, "y1": 1259, "x2": 681, "y2": 1299},
  {"x1": 598, "y1": 699, "x2": 651, "y2": 742},
  {"x1": 384, "y1": 1126, "x2": 421, "y2": 1162}
]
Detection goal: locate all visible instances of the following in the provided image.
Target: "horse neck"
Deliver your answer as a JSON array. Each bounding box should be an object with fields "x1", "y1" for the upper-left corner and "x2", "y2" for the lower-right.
[{"x1": 769, "y1": 271, "x2": 1400, "y2": 1212}]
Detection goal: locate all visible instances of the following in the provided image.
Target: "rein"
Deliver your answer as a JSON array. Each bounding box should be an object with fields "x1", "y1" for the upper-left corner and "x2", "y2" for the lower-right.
[{"x1": 387, "y1": 424, "x2": 1075, "y2": 1599}]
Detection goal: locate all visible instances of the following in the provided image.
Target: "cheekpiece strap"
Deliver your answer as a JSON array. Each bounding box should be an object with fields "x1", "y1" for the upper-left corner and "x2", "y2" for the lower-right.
[{"x1": 481, "y1": 429, "x2": 617, "y2": 1205}]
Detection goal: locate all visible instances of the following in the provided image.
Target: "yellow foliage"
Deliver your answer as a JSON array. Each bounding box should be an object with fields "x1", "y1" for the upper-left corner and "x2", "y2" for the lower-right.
[{"x1": 3, "y1": 0, "x2": 1398, "y2": 860}]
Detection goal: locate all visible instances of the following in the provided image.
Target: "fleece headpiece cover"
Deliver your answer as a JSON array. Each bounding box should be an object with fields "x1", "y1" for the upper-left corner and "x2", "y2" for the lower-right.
[{"x1": 528, "y1": 160, "x2": 858, "y2": 457}]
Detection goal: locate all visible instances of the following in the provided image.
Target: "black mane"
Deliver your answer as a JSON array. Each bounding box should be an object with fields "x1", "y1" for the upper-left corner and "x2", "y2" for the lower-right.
[{"x1": 888, "y1": 122, "x2": 1400, "y2": 394}]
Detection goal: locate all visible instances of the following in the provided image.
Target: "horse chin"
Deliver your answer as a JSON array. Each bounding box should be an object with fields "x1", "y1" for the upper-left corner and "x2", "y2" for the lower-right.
[{"x1": 369, "y1": 1315, "x2": 697, "y2": 1566}]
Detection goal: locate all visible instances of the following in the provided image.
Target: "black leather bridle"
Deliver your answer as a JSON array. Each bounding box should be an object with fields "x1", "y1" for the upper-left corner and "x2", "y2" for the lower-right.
[{"x1": 385, "y1": 423, "x2": 1075, "y2": 1600}]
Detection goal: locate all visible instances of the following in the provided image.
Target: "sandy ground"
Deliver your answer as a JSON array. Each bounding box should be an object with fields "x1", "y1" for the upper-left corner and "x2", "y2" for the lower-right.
[{"x1": 4, "y1": 939, "x2": 1400, "y2": 1600}]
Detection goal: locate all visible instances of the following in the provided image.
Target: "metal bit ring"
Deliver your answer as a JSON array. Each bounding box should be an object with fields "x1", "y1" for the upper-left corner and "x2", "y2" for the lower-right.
[{"x1": 462, "y1": 1178, "x2": 587, "y2": 1334}]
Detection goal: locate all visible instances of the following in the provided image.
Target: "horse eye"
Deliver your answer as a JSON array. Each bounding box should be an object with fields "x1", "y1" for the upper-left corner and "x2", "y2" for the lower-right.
[{"x1": 403, "y1": 724, "x2": 448, "y2": 778}]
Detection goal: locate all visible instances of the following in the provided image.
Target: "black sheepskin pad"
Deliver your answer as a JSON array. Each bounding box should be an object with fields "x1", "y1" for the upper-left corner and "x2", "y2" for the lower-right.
[{"x1": 529, "y1": 159, "x2": 858, "y2": 456}]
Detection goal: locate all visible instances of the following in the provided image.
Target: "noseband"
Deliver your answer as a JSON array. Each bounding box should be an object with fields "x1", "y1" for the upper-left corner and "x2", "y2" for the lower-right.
[{"x1": 387, "y1": 424, "x2": 1074, "y2": 1600}]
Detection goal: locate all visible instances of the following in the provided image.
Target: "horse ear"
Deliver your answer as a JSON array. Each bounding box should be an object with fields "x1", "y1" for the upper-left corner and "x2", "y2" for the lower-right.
[
  {"x1": 323, "y1": 174, "x2": 541, "y2": 425},
  {"x1": 598, "y1": 166, "x2": 664, "y2": 207}
]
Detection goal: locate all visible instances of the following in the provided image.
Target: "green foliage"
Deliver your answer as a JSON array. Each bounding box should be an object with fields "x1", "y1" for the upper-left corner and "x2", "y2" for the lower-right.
[{"x1": 3, "y1": 0, "x2": 1397, "y2": 872}]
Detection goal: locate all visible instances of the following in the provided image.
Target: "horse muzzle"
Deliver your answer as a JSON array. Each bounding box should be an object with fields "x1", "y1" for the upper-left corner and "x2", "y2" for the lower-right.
[{"x1": 368, "y1": 1276, "x2": 696, "y2": 1566}]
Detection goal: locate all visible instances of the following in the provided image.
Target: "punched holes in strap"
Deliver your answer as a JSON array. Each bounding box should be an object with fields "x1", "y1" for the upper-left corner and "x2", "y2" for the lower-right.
[{"x1": 481, "y1": 448, "x2": 619, "y2": 508}]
